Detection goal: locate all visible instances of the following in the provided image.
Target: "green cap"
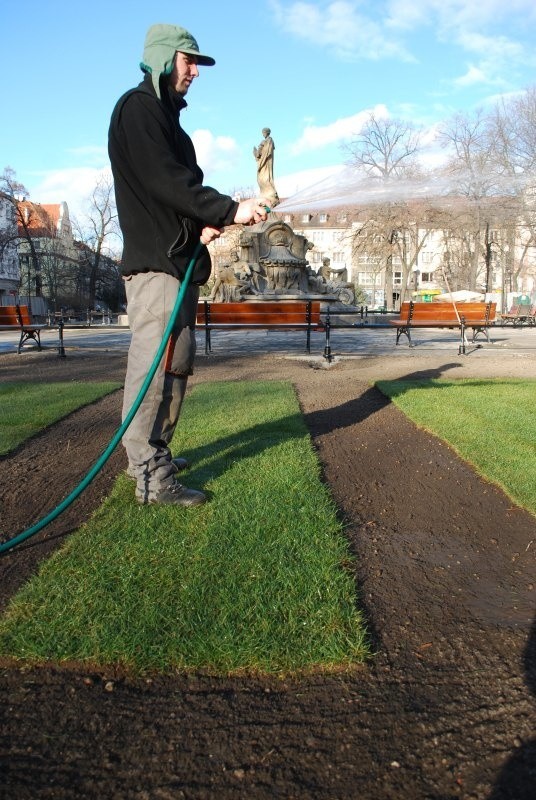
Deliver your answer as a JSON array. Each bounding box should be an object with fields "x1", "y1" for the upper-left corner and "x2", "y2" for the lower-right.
[{"x1": 140, "y1": 23, "x2": 215, "y2": 98}]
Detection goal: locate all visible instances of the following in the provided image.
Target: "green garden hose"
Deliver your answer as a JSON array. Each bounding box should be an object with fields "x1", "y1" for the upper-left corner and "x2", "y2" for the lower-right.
[{"x1": 0, "y1": 241, "x2": 203, "y2": 556}]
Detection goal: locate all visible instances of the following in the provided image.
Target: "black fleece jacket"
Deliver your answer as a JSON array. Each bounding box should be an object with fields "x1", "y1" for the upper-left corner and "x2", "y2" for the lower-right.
[{"x1": 108, "y1": 74, "x2": 239, "y2": 282}]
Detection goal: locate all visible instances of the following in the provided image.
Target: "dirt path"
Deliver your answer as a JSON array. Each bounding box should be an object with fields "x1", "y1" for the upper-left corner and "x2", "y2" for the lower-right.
[{"x1": 0, "y1": 349, "x2": 535, "y2": 799}]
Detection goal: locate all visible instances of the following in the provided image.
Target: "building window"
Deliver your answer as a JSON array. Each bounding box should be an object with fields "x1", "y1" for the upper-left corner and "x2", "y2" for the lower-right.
[
  {"x1": 301, "y1": 214, "x2": 311, "y2": 223},
  {"x1": 358, "y1": 272, "x2": 381, "y2": 285},
  {"x1": 394, "y1": 271, "x2": 402, "y2": 285},
  {"x1": 319, "y1": 213, "x2": 328, "y2": 223},
  {"x1": 421, "y1": 252, "x2": 433, "y2": 263},
  {"x1": 332, "y1": 252, "x2": 344, "y2": 262},
  {"x1": 358, "y1": 255, "x2": 381, "y2": 266},
  {"x1": 421, "y1": 272, "x2": 434, "y2": 282}
]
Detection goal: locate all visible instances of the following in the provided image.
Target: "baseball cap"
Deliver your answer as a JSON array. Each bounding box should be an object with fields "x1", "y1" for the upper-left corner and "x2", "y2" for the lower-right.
[{"x1": 140, "y1": 24, "x2": 215, "y2": 97}]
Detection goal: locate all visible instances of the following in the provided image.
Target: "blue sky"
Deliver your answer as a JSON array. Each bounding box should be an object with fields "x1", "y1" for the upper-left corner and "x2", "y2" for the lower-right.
[{"x1": 2, "y1": 0, "x2": 535, "y2": 220}]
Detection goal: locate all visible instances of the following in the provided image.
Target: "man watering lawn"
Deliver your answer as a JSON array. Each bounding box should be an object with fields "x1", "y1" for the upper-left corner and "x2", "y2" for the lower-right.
[{"x1": 109, "y1": 23, "x2": 268, "y2": 507}]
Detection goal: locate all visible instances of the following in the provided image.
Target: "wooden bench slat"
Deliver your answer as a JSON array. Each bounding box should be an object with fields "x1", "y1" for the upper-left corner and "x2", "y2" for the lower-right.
[
  {"x1": 203, "y1": 313, "x2": 320, "y2": 324},
  {"x1": 0, "y1": 304, "x2": 47, "y2": 352},
  {"x1": 196, "y1": 300, "x2": 323, "y2": 355},
  {"x1": 390, "y1": 301, "x2": 496, "y2": 354}
]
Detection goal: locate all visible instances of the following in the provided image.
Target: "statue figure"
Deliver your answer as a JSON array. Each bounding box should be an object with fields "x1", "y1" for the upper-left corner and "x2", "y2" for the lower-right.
[
  {"x1": 253, "y1": 128, "x2": 279, "y2": 207},
  {"x1": 229, "y1": 250, "x2": 263, "y2": 295},
  {"x1": 313, "y1": 257, "x2": 355, "y2": 304},
  {"x1": 318, "y1": 256, "x2": 348, "y2": 285},
  {"x1": 210, "y1": 263, "x2": 251, "y2": 302}
]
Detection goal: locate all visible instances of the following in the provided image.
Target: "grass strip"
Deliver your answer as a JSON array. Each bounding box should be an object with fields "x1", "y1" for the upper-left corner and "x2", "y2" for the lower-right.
[
  {"x1": 0, "y1": 381, "x2": 122, "y2": 455},
  {"x1": 0, "y1": 380, "x2": 368, "y2": 675},
  {"x1": 376, "y1": 377, "x2": 536, "y2": 516}
]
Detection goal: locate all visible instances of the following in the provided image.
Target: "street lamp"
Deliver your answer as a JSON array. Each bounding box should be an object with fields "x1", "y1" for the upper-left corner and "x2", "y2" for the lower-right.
[{"x1": 484, "y1": 222, "x2": 493, "y2": 297}]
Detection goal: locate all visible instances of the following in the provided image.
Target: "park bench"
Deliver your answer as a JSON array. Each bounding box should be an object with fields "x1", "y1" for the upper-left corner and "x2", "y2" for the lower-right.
[
  {"x1": 390, "y1": 301, "x2": 497, "y2": 354},
  {"x1": 500, "y1": 304, "x2": 534, "y2": 327},
  {"x1": 196, "y1": 299, "x2": 324, "y2": 355},
  {"x1": 0, "y1": 304, "x2": 48, "y2": 353}
]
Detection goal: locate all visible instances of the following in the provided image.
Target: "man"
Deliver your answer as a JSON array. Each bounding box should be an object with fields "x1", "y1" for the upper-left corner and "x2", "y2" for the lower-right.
[{"x1": 108, "y1": 24, "x2": 268, "y2": 507}]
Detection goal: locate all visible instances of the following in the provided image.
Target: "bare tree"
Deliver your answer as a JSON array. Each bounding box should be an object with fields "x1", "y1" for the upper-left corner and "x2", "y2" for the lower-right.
[
  {"x1": 437, "y1": 111, "x2": 505, "y2": 291},
  {"x1": 0, "y1": 167, "x2": 43, "y2": 298},
  {"x1": 488, "y1": 88, "x2": 536, "y2": 288},
  {"x1": 72, "y1": 174, "x2": 121, "y2": 310},
  {"x1": 343, "y1": 114, "x2": 425, "y2": 308},
  {"x1": 344, "y1": 113, "x2": 422, "y2": 180},
  {"x1": 437, "y1": 103, "x2": 535, "y2": 293}
]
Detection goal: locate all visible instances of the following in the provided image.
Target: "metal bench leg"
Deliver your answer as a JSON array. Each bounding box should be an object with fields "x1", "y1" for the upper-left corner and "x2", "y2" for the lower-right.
[
  {"x1": 396, "y1": 326, "x2": 412, "y2": 347},
  {"x1": 323, "y1": 314, "x2": 332, "y2": 362},
  {"x1": 18, "y1": 330, "x2": 41, "y2": 353},
  {"x1": 471, "y1": 326, "x2": 490, "y2": 343},
  {"x1": 459, "y1": 320, "x2": 466, "y2": 355}
]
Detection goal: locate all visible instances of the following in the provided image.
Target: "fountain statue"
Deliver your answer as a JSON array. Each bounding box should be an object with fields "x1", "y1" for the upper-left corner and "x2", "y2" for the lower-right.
[
  {"x1": 210, "y1": 128, "x2": 356, "y2": 305},
  {"x1": 253, "y1": 128, "x2": 279, "y2": 208}
]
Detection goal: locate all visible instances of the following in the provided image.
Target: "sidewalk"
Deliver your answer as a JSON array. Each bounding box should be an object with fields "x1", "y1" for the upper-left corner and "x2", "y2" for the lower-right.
[{"x1": 0, "y1": 321, "x2": 535, "y2": 360}]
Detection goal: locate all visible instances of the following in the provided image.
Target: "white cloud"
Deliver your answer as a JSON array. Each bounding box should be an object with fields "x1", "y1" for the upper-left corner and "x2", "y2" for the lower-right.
[
  {"x1": 269, "y1": 0, "x2": 536, "y2": 94},
  {"x1": 270, "y1": 1, "x2": 415, "y2": 62},
  {"x1": 191, "y1": 130, "x2": 241, "y2": 175},
  {"x1": 27, "y1": 167, "x2": 112, "y2": 223},
  {"x1": 388, "y1": 2, "x2": 536, "y2": 93},
  {"x1": 387, "y1": 0, "x2": 536, "y2": 32},
  {"x1": 290, "y1": 105, "x2": 390, "y2": 155},
  {"x1": 453, "y1": 64, "x2": 490, "y2": 88}
]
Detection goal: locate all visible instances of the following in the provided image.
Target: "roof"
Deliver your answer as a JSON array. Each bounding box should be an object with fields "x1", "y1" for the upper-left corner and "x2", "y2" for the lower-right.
[{"x1": 17, "y1": 201, "x2": 62, "y2": 237}]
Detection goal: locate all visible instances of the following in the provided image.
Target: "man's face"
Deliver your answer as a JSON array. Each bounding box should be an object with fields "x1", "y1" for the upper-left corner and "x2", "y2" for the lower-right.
[{"x1": 169, "y1": 52, "x2": 199, "y2": 95}]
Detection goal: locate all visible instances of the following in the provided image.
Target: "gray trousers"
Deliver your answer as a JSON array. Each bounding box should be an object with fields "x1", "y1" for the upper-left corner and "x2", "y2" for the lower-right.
[{"x1": 122, "y1": 271, "x2": 199, "y2": 502}]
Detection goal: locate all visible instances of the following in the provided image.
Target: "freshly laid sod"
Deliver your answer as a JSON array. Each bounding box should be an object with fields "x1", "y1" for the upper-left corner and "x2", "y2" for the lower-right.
[
  {"x1": 0, "y1": 381, "x2": 122, "y2": 455},
  {"x1": 376, "y1": 377, "x2": 536, "y2": 516},
  {"x1": 0, "y1": 380, "x2": 368, "y2": 675}
]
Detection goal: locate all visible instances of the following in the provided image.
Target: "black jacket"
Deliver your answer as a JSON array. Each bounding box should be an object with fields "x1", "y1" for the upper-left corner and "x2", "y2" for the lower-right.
[{"x1": 108, "y1": 74, "x2": 238, "y2": 283}]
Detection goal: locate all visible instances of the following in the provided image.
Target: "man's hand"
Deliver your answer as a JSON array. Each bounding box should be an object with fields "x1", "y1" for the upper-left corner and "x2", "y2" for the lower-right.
[
  {"x1": 234, "y1": 198, "x2": 270, "y2": 225},
  {"x1": 200, "y1": 226, "x2": 223, "y2": 244}
]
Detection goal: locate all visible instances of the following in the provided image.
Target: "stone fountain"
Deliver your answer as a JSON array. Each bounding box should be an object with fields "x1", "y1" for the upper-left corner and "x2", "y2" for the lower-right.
[{"x1": 209, "y1": 128, "x2": 356, "y2": 307}]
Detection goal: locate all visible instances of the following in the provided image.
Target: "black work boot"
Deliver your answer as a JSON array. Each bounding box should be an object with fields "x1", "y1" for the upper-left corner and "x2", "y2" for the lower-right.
[{"x1": 148, "y1": 481, "x2": 206, "y2": 507}]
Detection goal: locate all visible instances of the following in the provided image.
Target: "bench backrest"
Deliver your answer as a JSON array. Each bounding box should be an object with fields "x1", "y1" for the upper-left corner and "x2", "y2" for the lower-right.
[
  {"x1": 399, "y1": 301, "x2": 496, "y2": 324},
  {"x1": 0, "y1": 305, "x2": 33, "y2": 326},
  {"x1": 197, "y1": 300, "x2": 321, "y2": 325},
  {"x1": 0, "y1": 306, "x2": 19, "y2": 325},
  {"x1": 17, "y1": 305, "x2": 33, "y2": 325}
]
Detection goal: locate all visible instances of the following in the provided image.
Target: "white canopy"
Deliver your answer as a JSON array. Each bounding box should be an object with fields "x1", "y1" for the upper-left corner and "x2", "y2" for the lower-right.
[{"x1": 434, "y1": 290, "x2": 485, "y2": 302}]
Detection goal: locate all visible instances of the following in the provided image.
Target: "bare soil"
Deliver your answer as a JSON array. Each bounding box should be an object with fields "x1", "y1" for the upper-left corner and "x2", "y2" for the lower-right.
[{"x1": 0, "y1": 347, "x2": 535, "y2": 799}]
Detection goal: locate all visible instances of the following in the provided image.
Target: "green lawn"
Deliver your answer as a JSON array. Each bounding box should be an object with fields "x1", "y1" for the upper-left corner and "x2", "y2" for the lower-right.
[
  {"x1": 0, "y1": 381, "x2": 122, "y2": 455},
  {"x1": 376, "y1": 377, "x2": 536, "y2": 516},
  {"x1": 0, "y1": 380, "x2": 368, "y2": 675}
]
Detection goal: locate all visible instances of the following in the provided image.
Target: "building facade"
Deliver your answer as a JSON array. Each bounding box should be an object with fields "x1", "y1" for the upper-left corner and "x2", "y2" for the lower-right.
[
  {"x1": 0, "y1": 193, "x2": 20, "y2": 301},
  {"x1": 208, "y1": 201, "x2": 536, "y2": 311}
]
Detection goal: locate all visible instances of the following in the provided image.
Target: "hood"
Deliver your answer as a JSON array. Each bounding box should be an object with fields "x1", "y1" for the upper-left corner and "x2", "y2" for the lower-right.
[{"x1": 140, "y1": 23, "x2": 215, "y2": 99}]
